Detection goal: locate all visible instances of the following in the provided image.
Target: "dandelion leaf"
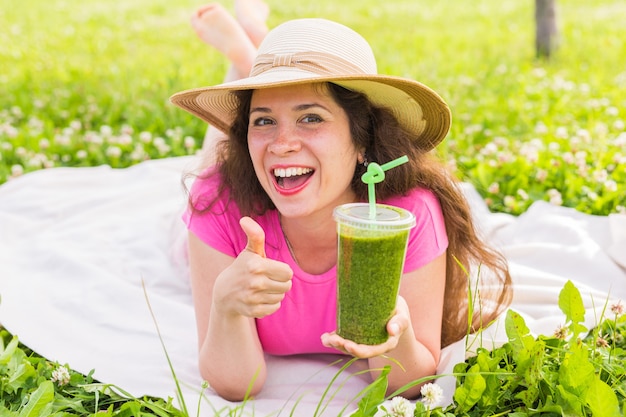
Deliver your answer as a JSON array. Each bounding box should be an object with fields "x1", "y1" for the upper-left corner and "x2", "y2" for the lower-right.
[
  {"x1": 0, "y1": 334, "x2": 19, "y2": 365},
  {"x1": 558, "y1": 344, "x2": 595, "y2": 397},
  {"x1": 585, "y1": 378, "x2": 621, "y2": 417},
  {"x1": 514, "y1": 339, "x2": 545, "y2": 408},
  {"x1": 17, "y1": 380, "x2": 54, "y2": 417},
  {"x1": 504, "y1": 310, "x2": 535, "y2": 376},
  {"x1": 558, "y1": 280, "x2": 587, "y2": 337},
  {"x1": 453, "y1": 364, "x2": 486, "y2": 413},
  {"x1": 504, "y1": 310, "x2": 534, "y2": 351}
]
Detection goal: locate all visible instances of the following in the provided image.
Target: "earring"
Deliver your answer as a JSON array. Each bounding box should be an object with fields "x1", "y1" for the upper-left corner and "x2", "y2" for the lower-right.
[{"x1": 361, "y1": 153, "x2": 368, "y2": 167}]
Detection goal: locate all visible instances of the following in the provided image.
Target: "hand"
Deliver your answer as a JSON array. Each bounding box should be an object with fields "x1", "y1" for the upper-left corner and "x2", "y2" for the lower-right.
[
  {"x1": 321, "y1": 296, "x2": 411, "y2": 358},
  {"x1": 212, "y1": 216, "x2": 293, "y2": 319}
]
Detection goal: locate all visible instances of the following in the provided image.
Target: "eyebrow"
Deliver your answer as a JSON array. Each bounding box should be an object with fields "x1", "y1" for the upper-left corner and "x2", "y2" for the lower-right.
[{"x1": 249, "y1": 103, "x2": 332, "y2": 114}]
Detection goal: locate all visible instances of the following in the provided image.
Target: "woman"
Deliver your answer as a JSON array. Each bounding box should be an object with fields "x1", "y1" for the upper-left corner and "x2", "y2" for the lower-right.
[{"x1": 171, "y1": 14, "x2": 512, "y2": 401}]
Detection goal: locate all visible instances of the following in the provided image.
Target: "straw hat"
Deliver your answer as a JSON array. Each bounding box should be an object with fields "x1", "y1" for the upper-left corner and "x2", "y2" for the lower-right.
[{"x1": 170, "y1": 18, "x2": 451, "y2": 150}]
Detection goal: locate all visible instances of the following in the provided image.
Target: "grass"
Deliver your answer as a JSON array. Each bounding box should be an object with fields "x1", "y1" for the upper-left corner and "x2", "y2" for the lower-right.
[{"x1": 1, "y1": 0, "x2": 625, "y2": 214}]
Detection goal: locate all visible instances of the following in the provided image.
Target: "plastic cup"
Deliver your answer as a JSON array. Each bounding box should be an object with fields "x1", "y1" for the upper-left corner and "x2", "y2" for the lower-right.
[{"x1": 333, "y1": 203, "x2": 416, "y2": 345}]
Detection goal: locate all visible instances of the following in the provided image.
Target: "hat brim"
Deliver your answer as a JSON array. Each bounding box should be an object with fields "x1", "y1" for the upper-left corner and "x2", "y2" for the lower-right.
[{"x1": 170, "y1": 68, "x2": 451, "y2": 151}]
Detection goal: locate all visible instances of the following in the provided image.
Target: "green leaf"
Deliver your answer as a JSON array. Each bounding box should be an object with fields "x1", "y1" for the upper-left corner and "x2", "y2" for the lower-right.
[
  {"x1": 0, "y1": 335, "x2": 19, "y2": 365},
  {"x1": 352, "y1": 367, "x2": 389, "y2": 417},
  {"x1": 18, "y1": 380, "x2": 54, "y2": 417},
  {"x1": 585, "y1": 379, "x2": 621, "y2": 417},
  {"x1": 558, "y1": 280, "x2": 587, "y2": 338},
  {"x1": 453, "y1": 364, "x2": 486, "y2": 413},
  {"x1": 504, "y1": 310, "x2": 534, "y2": 353},
  {"x1": 558, "y1": 344, "x2": 595, "y2": 397},
  {"x1": 504, "y1": 310, "x2": 535, "y2": 377},
  {"x1": 556, "y1": 385, "x2": 585, "y2": 416}
]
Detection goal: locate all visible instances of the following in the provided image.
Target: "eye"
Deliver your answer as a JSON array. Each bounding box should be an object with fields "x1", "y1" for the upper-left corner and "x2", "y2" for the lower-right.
[
  {"x1": 252, "y1": 117, "x2": 275, "y2": 127},
  {"x1": 300, "y1": 114, "x2": 323, "y2": 124}
]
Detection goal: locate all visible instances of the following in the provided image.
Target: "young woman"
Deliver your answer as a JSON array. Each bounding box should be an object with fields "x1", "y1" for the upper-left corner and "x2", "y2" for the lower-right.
[{"x1": 172, "y1": 4, "x2": 512, "y2": 401}]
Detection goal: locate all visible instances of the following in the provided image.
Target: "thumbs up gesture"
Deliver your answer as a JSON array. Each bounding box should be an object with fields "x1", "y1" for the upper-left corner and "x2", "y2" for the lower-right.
[{"x1": 212, "y1": 217, "x2": 293, "y2": 319}]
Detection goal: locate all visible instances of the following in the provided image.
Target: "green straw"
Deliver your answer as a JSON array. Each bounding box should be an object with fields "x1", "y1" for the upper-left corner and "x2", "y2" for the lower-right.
[{"x1": 361, "y1": 155, "x2": 409, "y2": 219}]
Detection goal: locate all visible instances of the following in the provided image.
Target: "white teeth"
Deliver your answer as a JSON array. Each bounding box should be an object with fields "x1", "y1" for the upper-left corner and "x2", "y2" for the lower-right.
[{"x1": 273, "y1": 167, "x2": 312, "y2": 178}]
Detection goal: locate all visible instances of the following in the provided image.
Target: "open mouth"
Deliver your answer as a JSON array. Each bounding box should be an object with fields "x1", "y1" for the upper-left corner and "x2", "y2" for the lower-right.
[{"x1": 273, "y1": 167, "x2": 314, "y2": 190}]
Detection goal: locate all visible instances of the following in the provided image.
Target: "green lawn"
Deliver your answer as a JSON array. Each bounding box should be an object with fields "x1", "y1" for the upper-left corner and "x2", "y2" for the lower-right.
[{"x1": 2, "y1": 0, "x2": 625, "y2": 215}]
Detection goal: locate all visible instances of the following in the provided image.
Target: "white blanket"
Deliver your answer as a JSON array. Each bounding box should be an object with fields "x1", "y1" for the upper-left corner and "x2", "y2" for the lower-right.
[{"x1": 1, "y1": 156, "x2": 624, "y2": 415}]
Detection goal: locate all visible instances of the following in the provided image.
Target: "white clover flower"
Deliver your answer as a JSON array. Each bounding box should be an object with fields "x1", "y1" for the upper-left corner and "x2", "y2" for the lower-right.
[
  {"x1": 54, "y1": 133, "x2": 71, "y2": 147},
  {"x1": 613, "y1": 119, "x2": 624, "y2": 130},
  {"x1": 51, "y1": 366, "x2": 71, "y2": 386},
  {"x1": 121, "y1": 124, "x2": 134, "y2": 135},
  {"x1": 10, "y1": 164, "x2": 24, "y2": 177},
  {"x1": 614, "y1": 153, "x2": 626, "y2": 165},
  {"x1": 535, "y1": 169, "x2": 548, "y2": 182},
  {"x1": 562, "y1": 151, "x2": 575, "y2": 164},
  {"x1": 106, "y1": 146, "x2": 122, "y2": 159},
  {"x1": 548, "y1": 141, "x2": 560, "y2": 152},
  {"x1": 534, "y1": 121, "x2": 548, "y2": 134},
  {"x1": 184, "y1": 136, "x2": 196, "y2": 149},
  {"x1": 555, "y1": 126, "x2": 568, "y2": 139},
  {"x1": 84, "y1": 132, "x2": 103, "y2": 145},
  {"x1": 611, "y1": 300, "x2": 624, "y2": 316},
  {"x1": 70, "y1": 120, "x2": 82, "y2": 131},
  {"x1": 576, "y1": 129, "x2": 591, "y2": 142},
  {"x1": 15, "y1": 146, "x2": 27, "y2": 158},
  {"x1": 504, "y1": 195, "x2": 516, "y2": 209},
  {"x1": 613, "y1": 132, "x2": 626, "y2": 147},
  {"x1": 117, "y1": 134, "x2": 133, "y2": 146},
  {"x1": 594, "y1": 122, "x2": 608, "y2": 137},
  {"x1": 378, "y1": 396, "x2": 415, "y2": 417},
  {"x1": 139, "y1": 131, "x2": 153, "y2": 143},
  {"x1": 4, "y1": 124, "x2": 19, "y2": 138},
  {"x1": 100, "y1": 125, "x2": 113, "y2": 137},
  {"x1": 593, "y1": 169, "x2": 609, "y2": 183},
  {"x1": 604, "y1": 180, "x2": 618, "y2": 192},
  {"x1": 488, "y1": 182, "x2": 500, "y2": 194},
  {"x1": 547, "y1": 189, "x2": 563, "y2": 206},
  {"x1": 76, "y1": 150, "x2": 88, "y2": 160},
  {"x1": 480, "y1": 142, "x2": 498, "y2": 156},
  {"x1": 517, "y1": 189, "x2": 529, "y2": 200},
  {"x1": 420, "y1": 383, "x2": 444, "y2": 408},
  {"x1": 39, "y1": 138, "x2": 50, "y2": 150}
]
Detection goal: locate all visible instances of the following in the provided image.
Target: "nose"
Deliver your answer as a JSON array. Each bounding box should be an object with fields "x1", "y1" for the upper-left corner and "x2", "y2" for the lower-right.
[{"x1": 267, "y1": 125, "x2": 301, "y2": 155}]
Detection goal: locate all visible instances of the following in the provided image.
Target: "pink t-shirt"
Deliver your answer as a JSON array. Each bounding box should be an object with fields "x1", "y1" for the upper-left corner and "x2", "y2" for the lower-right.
[{"x1": 183, "y1": 171, "x2": 448, "y2": 355}]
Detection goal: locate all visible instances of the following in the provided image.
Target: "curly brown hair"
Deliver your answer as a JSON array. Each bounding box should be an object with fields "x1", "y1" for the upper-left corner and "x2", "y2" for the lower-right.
[{"x1": 197, "y1": 82, "x2": 512, "y2": 347}]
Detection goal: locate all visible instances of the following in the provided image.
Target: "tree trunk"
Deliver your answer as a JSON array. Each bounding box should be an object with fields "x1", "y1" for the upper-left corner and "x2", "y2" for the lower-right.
[{"x1": 535, "y1": 0, "x2": 559, "y2": 58}]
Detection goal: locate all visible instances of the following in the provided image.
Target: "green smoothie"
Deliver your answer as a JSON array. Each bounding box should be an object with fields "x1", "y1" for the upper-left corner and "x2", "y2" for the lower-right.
[{"x1": 334, "y1": 203, "x2": 415, "y2": 345}]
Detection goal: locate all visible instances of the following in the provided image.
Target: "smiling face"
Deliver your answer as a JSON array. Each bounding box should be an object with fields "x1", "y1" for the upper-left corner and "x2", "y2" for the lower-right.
[{"x1": 247, "y1": 83, "x2": 362, "y2": 219}]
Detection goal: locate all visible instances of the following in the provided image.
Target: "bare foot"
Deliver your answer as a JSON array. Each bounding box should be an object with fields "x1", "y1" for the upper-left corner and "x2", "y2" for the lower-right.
[
  {"x1": 235, "y1": 0, "x2": 269, "y2": 47},
  {"x1": 190, "y1": 3, "x2": 257, "y2": 78}
]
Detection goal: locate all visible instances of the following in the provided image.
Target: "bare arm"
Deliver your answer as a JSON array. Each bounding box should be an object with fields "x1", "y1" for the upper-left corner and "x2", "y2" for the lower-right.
[
  {"x1": 188, "y1": 217, "x2": 293, "y2": 400},
  {"x1": 322, "y1": 252, "x2": 446, "y2": 398}
]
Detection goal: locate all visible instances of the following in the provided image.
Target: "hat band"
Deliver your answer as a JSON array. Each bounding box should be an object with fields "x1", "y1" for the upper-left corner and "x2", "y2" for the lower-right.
[{"x1": 250, "y1": 52, "x2": 367, "y2": 77}]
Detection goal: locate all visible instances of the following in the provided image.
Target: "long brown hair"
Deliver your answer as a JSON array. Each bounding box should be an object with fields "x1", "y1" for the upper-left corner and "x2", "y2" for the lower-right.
[{"x1": 200, "y1": 82, "x2": 512, "y2": 347}]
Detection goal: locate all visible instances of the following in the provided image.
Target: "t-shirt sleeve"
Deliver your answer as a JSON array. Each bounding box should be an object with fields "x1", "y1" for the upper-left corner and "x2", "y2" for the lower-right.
[
  {"x1": 385, "y1": 188, "x2": 449, "y2": 273},
  {"x1": 181, "y1": 171, "x2": 246, "y2": 258}
]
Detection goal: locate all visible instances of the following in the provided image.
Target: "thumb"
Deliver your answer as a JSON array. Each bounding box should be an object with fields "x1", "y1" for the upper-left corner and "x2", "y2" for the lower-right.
[{"x1": 240, "y1": 216, "x2": 266, "y2": 258}]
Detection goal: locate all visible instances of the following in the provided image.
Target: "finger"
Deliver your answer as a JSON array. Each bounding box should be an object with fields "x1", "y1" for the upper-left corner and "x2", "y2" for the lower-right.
[{"x1": 240, "y1": 216, "x2": 266, "y2": 258}]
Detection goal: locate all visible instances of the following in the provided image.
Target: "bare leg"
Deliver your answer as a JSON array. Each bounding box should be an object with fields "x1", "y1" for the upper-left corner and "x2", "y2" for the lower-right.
[
  {"x1": 190, "y1": 3, "x2": 257, "y2": 81},
  {"x1": 235, "y1": 0, "x2": 269, "y2": 48},
  {"x1": 190, "y1": 2, "x2": 270, "y2": 157}
]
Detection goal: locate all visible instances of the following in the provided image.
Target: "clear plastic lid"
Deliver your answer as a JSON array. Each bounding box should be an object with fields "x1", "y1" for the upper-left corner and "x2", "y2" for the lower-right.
[{"x1": 333, "y1": 203, "x2": 416, "y2": 231}]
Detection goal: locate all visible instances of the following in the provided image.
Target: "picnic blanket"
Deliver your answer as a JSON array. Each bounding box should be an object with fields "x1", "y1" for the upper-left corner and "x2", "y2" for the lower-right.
[{"x1": 1, "y1": 155, "x2": 624, "y2": 415}]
